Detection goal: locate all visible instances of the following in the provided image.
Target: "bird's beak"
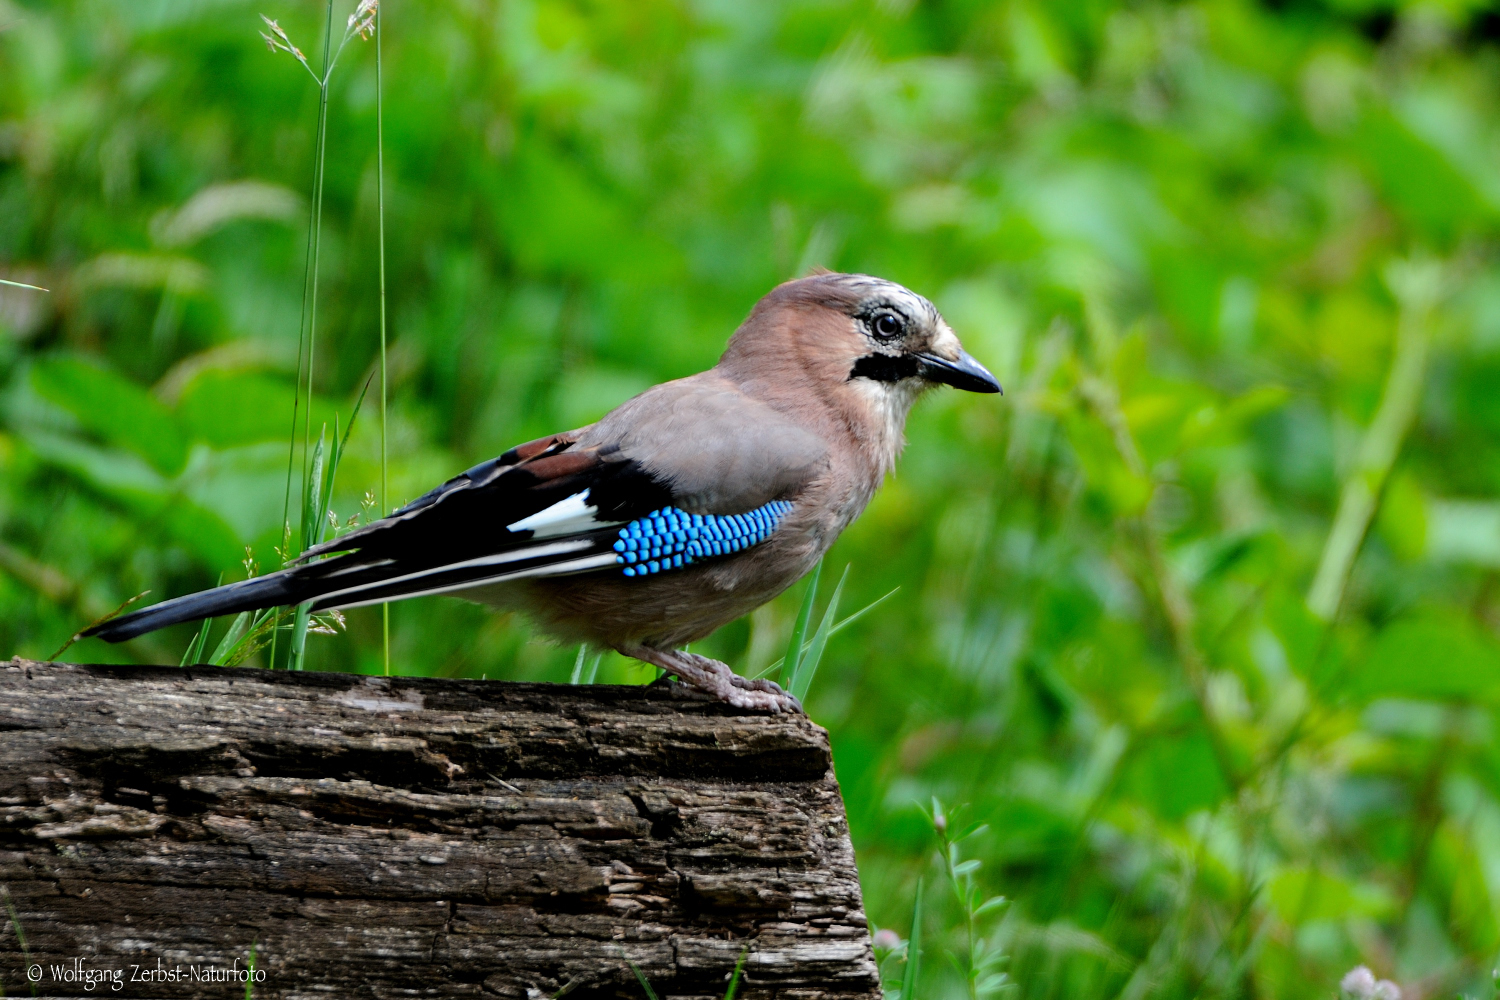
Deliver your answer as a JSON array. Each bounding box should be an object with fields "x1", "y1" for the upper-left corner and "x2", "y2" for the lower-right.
[{"x1": 915, "y1": 349, "x2": 1002, "y2": 394}]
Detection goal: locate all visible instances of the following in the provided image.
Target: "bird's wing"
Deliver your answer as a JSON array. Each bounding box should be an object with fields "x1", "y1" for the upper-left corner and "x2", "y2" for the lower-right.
[
  {"x1": 580, "y1": 376, "x2": 828, "y2": 513},
  {"x1": 84, "y1": 377, "x2": 828, "y2": 640}
]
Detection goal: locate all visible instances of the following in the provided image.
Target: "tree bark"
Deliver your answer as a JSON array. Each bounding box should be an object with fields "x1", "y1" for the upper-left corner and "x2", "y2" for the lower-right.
[{"x1": 0, "y1": 659, "x2": 880, "y2": 999}]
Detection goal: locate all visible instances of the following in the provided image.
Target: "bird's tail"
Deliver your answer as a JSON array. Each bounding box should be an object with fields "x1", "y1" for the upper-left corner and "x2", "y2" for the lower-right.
[
  {"x1": 82, "y1": 571, "x2": 307, "y2": 643},
  {"x1": 82, "y1": 532, "x2": 623, "y2": 645}
]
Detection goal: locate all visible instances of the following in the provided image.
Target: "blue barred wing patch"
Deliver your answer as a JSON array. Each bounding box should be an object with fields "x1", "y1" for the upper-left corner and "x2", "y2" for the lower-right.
[{"x1": 612, "y1": 500, "x2": 794, "y2": 577}]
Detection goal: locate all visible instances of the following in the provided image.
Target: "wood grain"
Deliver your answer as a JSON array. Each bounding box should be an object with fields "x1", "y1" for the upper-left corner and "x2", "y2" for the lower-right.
[{"x1": 0, "y1": 659, "x2": 879, "y2": 999}]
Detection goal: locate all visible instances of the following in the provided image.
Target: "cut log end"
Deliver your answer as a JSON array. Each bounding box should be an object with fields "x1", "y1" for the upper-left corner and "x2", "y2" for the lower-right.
[{"x1": 0, "y1": 659, "x2": 880, "y2": 999}]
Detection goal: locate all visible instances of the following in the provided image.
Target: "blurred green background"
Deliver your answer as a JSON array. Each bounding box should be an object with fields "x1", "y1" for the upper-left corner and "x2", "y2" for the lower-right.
[{"x1": 5, "y1": 0, "x2": 1500, "y2": 995}]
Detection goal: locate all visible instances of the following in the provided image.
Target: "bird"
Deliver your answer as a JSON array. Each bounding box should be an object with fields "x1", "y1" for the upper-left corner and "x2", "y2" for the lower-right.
[{"x1": 84, "y1": 271, "x2": 1001, "y2": 712}]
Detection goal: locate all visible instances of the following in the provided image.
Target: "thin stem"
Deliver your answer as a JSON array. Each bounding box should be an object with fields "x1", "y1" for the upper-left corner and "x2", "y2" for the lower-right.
[
  {"x1": 377, "y1": 0, "x2": 390, "y2": 677},
  {"x1": 324, "y1": 30, "x2": 355, "y2": 82},
  {"x1": 1306, "y1": 257, "x2": 1442, "y2": 621},
  {"x1": 302, "y1": 1, "x2": 334, "y2": 546},
  {"x1": 1079, "y1": 374, "x2": 1241, "y2": 794},
  {"x1": 275, "y1": 0, "x2": 337, "y2": 669}
]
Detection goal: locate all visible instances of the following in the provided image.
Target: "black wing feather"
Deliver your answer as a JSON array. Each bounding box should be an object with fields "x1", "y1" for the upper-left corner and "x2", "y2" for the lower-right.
[{"x1": 84, "y1": 437, "x2": 675, "y2": 643}]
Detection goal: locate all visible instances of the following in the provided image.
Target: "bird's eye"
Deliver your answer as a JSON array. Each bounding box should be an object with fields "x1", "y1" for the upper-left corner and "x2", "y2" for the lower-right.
[{"x1": 872, "y1": 313, "x2": 904, "y2": 340}]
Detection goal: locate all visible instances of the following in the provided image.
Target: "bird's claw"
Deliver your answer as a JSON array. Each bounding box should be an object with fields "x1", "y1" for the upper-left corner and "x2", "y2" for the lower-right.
[
  {"x1": 626, "y1": 647, "x2": 803, "y2": 714},
  {"x1": 720, "y1": 679, "x2": 801, "y2": 714}
]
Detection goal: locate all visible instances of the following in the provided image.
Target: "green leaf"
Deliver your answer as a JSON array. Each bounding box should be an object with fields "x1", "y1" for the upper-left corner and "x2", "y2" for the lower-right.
[
  {"x1": 1266, "y1": 867, "x2": 1396, "y2": 925},
  {"x1": 1120, "y1": 728, "x2": 1230, "y2": 821},
  {"x1": 19, "y1": 429, "x2": 243, "y2": 568},
  {"x1": 1351, "y1": 611, "x2": 1500, "y2": 703},
  {"x1": 976, "y1": 973, "x2": 1009, "y2": 994},
  {"x1": 973, "y1": 896, "x2": 1008, "y2": 918},
  {"x1": 176, "y1": 371, "x2": 335, "y2": 450},
  {"x1": 1357, "y1": 107, "x2": 1489, "y2": 244},
  {"x1": 32, "y1": 356, "x2": 189, "y2": 475}
]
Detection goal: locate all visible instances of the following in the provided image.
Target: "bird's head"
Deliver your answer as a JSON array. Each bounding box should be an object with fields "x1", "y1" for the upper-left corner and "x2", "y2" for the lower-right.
[
  {"x1": 721, "y1": 270, "x2": 1000, "y2": 405},
  {"x1": 717, "y1": 271, "x2": 1000, "y2": 471}
]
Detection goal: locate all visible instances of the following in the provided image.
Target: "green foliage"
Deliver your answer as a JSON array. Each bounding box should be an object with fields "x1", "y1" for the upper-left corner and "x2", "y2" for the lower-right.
[
  {"x1": 901, "y1": 877, "x2": 925, "y2": 1000},
  {"x1": 244, "y1": 941, "x2": 256, "y2": 1000},
  {"x1": 627, "y1": 961, "x2": 660, "y2": 1000},
  {"x1": 32, "y1": 357, "x2": 189, "y2": 475},
  {"x1": 926, "y1": 800, "x2": 1011, "y2": 1000},
  {"x1": 2, "y1": 886, "x2": 37, "y2": 998},
  {"x1": 780, "y1": 559, "x2": 856, "y2": 704},
  {"x1": 5, "y1": 1, "x2": 1500, "y2": 996}
]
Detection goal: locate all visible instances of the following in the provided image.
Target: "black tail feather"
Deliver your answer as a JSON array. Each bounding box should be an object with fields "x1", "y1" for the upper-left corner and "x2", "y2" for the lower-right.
[
  {"x1": 82, "y1": 572, "x2": 303, "y2": 643},
  {"x1": 83, "y1": 534, "x2": 620, "y2": 644}
]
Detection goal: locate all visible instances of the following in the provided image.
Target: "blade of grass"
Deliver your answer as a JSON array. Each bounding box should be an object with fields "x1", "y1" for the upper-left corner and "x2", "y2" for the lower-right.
[
  {"x1": 180, "y1": 573, "x2": 224, "y2": 665},
  {"x1": 49, "y1": 588, "x2": 149, "y2": 661},
  {"x1": 244, "y1": 941, "x2": 257, "y2": 1000},
  {"x1": 723, "y1": 948, "x2": 748, "y2": 1000},
  {"x1": 755, "y1": 584, "x2": 897, "y2": 679},
  {"x1": 274, "y1": 0, "x2": 336, "y2": 670},
  {"x1": 300, "y1": 0, "x2": 334, "y2": 537},
  {"x1": 0, "y1": 277, "x2": 48, "y2": 292},
  {"x1": 220, "y1": 606, "x2": 290, "y2": 668},
  {"x1": 779, "y1": 558, "x2": 821, "y2": 692},
  {"x1": 288, "y1": 600, "x2": 314, "y2": 672},
  {"x1": 901, "y1": 877, "x2": 924, "y2": 1000},
  {"x1": 570, "y1": 646, "x2": 606, "y2": 684},
  {"x1": 313, "y1": 377, "x2": 371, "y2": 549},
  {"x1": 376, "y1": 0, "x2": 389, "y2": 678},
  {"x1": 628, "y1": 962, "x2": 661, "y2": 1000},
  {"x1": 787, "y1": 563, "x2": 848, "y2": 702},
  {"x1": 276, "y1": 0, "x2": 337, "y2": 671},
  {"x1": 290, "y1": 424, "x2": 323, "y2": 673},
  {"x1": 209, "y1": 612, "x2": 251, "y2": 666},
  {"x1": 181, "y1": 616, "x2": 213, "y2": 666},
  {"x1": 301, "y1": 425, "x2": 327, "y2": 553},
  {"x1": 2, "y1": 886, "x2": 37, "y2": 997},
  {"x1": 287, "y1": 379, "x2": 369, "y2": 672}
]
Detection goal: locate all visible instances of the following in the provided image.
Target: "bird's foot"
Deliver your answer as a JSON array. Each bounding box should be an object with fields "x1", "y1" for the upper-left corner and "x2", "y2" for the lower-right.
[{"x1": 624, "y1": 646, "x2": 802, "y2": 714}]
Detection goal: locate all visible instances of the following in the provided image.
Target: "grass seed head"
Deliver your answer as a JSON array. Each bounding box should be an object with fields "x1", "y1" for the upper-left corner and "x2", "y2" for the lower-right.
[
  {"x1": 259, "y1": 14, "x2": 311, "y2": 70},
  {"x1": 349, "y1": 0, "x2": 377, "y2": 41}
]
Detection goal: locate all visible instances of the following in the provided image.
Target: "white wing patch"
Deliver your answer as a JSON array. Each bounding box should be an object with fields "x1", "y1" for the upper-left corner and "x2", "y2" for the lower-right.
[
  {"x1": 507, "y1": 489, "x2": 624, "y2": 539},
  {"x1": 311, "y1": 538, "x2": 597, "y2": 608},
  {"x1": 329, "y1": 551, "x2": 620, "y2": 610}
]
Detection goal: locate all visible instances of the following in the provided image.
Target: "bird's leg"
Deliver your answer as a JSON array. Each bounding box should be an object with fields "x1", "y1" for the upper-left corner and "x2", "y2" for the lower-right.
[{"x1": 622, "y1": 646, "x2": 801, "y2": 714}]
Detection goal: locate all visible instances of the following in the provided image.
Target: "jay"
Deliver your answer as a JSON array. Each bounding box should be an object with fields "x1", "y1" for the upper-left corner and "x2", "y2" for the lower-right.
[{"x1": 85, "y1": 272, "x2": 1001, "y2": 711}]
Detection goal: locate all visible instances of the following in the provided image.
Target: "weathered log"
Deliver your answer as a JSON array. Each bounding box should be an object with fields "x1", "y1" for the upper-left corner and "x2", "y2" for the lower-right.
[{"x1": 0, "y1": 659, "x2": 879, "y2": 999}]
